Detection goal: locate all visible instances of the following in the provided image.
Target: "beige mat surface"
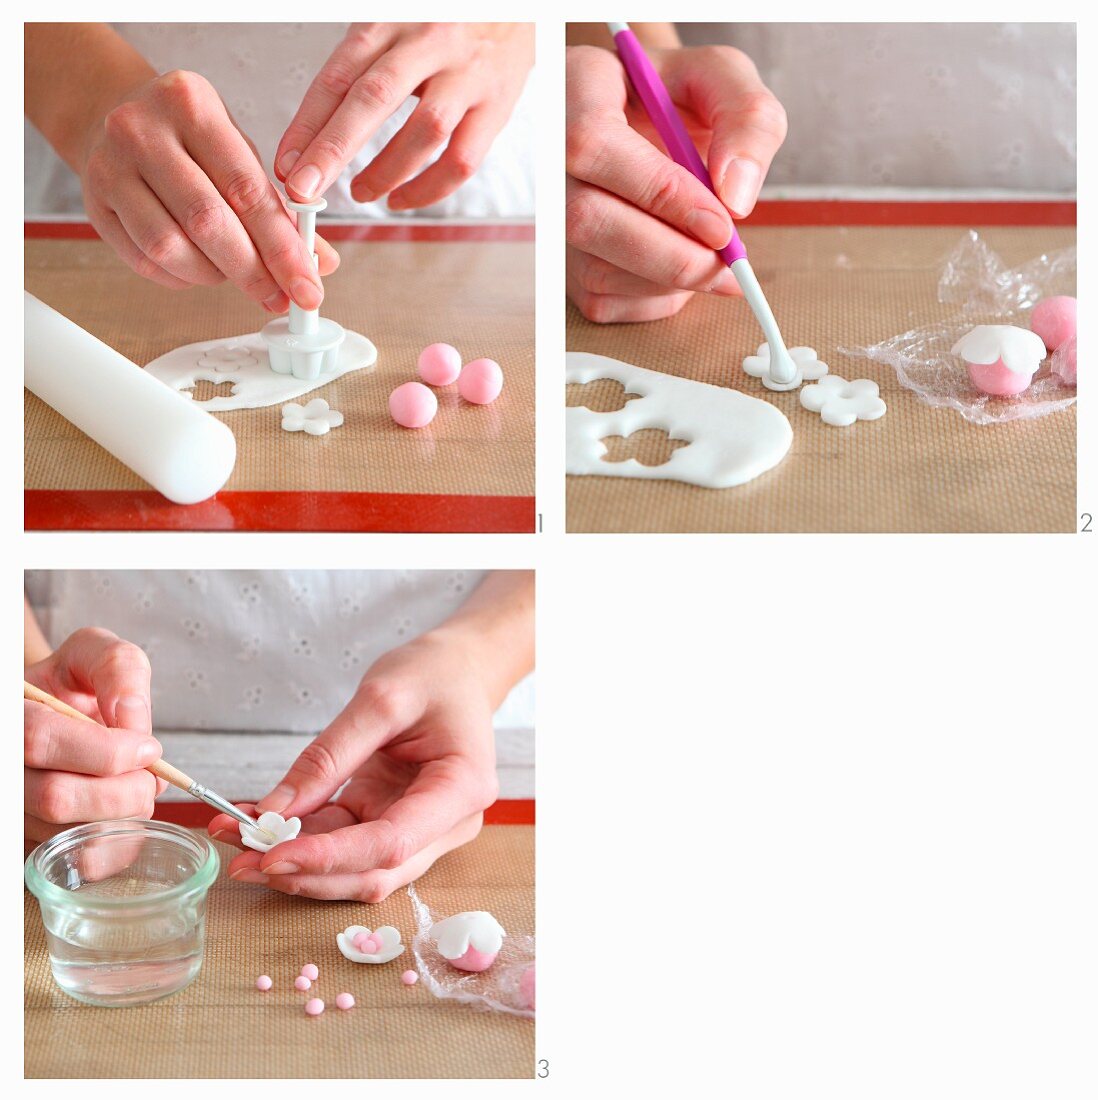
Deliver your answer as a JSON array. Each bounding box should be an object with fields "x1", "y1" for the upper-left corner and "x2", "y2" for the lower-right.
[
  {"x1": 566, "y1": 226, "x2": 1076, "y2": 532},
  {"x1": 25, "y1": 825, "x2": 534, "y2": 1079},
  {"x1": 25, "y1": 237, "x2": 534, "y2": 496}
]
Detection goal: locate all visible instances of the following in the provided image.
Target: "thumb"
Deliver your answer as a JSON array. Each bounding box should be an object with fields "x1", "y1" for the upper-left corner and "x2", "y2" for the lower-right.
[
  {"x1": 257, "y1": 681, "x2": 409, "y2": 818},
  {"x1": 671, "y1": 46, "x2": 788, "y2": 219}
]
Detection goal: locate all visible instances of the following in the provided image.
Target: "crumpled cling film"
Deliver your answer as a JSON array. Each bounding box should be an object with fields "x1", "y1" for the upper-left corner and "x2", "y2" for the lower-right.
[
  {"x1": 842, "y1": 231, "x2": 1076, "y2": 425},
  {"x1": 407, "y1": 883, "x2": 534, "y2": 1019}
]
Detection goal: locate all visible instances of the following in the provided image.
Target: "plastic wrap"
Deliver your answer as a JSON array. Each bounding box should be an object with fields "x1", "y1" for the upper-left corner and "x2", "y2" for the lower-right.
[
  {"x1": 407, "y1": 884, "x2": 534, "y2": 1018},
  {"x1": 843, "y1": 231, "x2": 1076, "y2": 425}
]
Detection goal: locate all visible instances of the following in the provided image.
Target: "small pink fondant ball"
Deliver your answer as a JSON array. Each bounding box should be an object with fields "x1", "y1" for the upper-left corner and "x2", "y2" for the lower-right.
[
  {"x1": 966, "y1": 358, "x2": 1033, "y2": 397},
  {"x1": 305, "y1": 998, "x2": 325, "y2": 1016},
  {"x1": 301, "y1": 963, "x2": 319, "y2": 980},
  {"x1": 255, "y1": 975, "x2": 272, "y2": 991},
  {"x1": 418, "y1": 343, "x2": 462, "y2": 386},
  {"x1": 294, "y1": 975, "x2": 312, "y2": 991},
  {"x1": 1030, "y1": 296, "x2": 1076, "y2": 352},
  {"x1": 519, "y1": 965, "x2": 535, "y2": 1010},
  {"x1": 448, "y1": 944, "x2": 499, "y2": 973},
  {"x1": 353, "y1": 932, "x2": 373, "y2": 953},
  {"x1": 389, "y1": 382, "x2": 437, "y2": 428},
  {"x1": 401, "y1": 970, "x2": 419, "y2": 986},
  {"x1": 336, "y1": 992, "x2": 355, "y2": 1010},
  {"x1": 457, "y1": 358, "x2": 503, "y2": 405},
  {"x1": 1052, "y1": 335, "x2": 1077, "y2": 386}
]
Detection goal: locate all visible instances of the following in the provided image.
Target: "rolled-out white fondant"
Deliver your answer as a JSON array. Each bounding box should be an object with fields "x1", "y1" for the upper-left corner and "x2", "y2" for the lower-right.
[{"x1": 24, "y1": 293, "x2": 236, "y2": 504}]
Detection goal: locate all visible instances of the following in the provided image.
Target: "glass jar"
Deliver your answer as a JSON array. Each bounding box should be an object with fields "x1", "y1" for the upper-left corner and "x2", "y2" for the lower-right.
[{"x1": 25, "y1": 819, "x2": 219, "y2": 1007}]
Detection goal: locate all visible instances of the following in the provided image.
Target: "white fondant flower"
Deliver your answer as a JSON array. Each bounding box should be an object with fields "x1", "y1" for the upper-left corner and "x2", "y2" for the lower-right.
[
  {"x1": 198, "y1": 344, "x2": 257, "y2": 371},
  {"x1": 800, "y1": 376, "x2": 887, "y2": 427},
  {"x1": 240, "y1": 810, "x2": 301, "y2": 853},
  {"x1": 281, "y1": 398, "x2": 344, "y2": 435},
  {"x1": 950, "y1": 325, "x2": 1045, "y2": 375},
  {"x1": 429, "y1": 911, "x2": 506, "y2": 960},
  {"x1": 743, "y1": 343, "x2": 828, "y2": 382},
  {"x1": 337, "y1": 925, "x2": 405, "y2": 964}
]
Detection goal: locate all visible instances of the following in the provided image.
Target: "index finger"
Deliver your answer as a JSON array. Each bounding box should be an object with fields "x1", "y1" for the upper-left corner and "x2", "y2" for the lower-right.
[
  {"x1": 567, "y1": 46, "x2": 733, "y2": 251},
  {"x1": 256, "y1": 757, "x2": 493, "y2": 876}
]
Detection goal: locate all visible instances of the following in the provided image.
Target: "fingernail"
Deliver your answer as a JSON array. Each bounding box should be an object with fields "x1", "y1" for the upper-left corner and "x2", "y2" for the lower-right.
[
  {"x1": 259, "y1": 784, "x2": 296, "y2": 814},
  {"x1": 289, "y1": 164, "x2": 321, "y2": 199},
  {"x1": 289, "y1": 277, "x2": 321, "y2": 310},
  {"x1": 210, "y1": 830, "x2": 227, "y2": 842},
  {"x1": 278, "y1": 149, "x2": 300, "y2": 177},
  {"x1": 115, "y1": 696, "x2": 150, "y2": 734},
  {"x1": 713, "y1": 267, "x2": 742, "y2": 296},
  {"x1": 230, "y1": 868, "x2": 269, "y2": 885},
  {"x1": 263, "y1": 291, "x2": 287, "y2": 313},
  {"x1": 135, "y1": 739, "x2": 162, "y2": 767},
  {"x1": 686, "y1": 207, "x2": 732, "y2": 251},
  {"x1": 264, "y1": 860, "x2": 301, "y2": 875},
  {"x1": 719, "y1": 157, "x2": 762, "y2": 218},
  {"x1": 352, "y1": 182, "x2": 376, "y2": 203}
]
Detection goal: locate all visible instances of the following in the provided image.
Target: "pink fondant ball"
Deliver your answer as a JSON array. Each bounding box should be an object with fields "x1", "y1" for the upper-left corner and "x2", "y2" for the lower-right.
[
  {"x1": 448, "y1": 944, "x2": 499, "y2": 973},
  {"x1": 294, "y1": 975, "x2": 312, "y2": 991},
  {"x1": 352, "y1": 932, "x2": 373, "y2": 953},
  {"x1": 966, "y1": 358, "x2": 1034, "y2": 397},
  {"x1": 255, "y1": 975, "x2": 272, "y2": 991},
  {"x1": 401, "y1": 970, "x2": 418, "y2": 986},
  {"x1": 418, "y1": 342, "x2": 462, "y2": 386},
  {"x1": 336, "y1": 992, "x2": 355, "y2": 1010},
  {"x1": 1030, "y1": 296, "x2": 1076, "y2": 352},
  {"x1": 305, "y1": 998, "x2": 325, "y2": 1016},
  {"x1": 519, "y1": 965, "x2": 535, "y2": 1010},
  {"x1": 301, "y1": 963, "x2": 319, "y2": 980},
  {"x1": 389, "y1": 382, "x2": 438, "y2": 428},
  {"x1": 1052, "y1": 335, "x2": 1077, "y2": 386},
  {"x1": 457, "y1": 358, "x2": 503, "y2": 405}
]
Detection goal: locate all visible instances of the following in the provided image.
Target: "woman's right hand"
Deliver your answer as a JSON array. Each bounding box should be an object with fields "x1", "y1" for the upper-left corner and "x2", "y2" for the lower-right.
[
  {"x1": 566, "y1": 44, "x2": 787, "y2": 323},
  {"x1": 24, "y1": 629, "x2": 165, "y2": 846},
  {"x1": 78, "y1": 70, "x2": 338, "y2": 310}
]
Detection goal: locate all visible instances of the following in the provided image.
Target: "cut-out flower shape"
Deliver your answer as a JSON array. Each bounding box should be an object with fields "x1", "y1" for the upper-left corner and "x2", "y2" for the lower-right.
[
  {"x1": 337, "y1": 924, "x2": 405, "y2": 964},
  {"x1": 240, "y1": 810, "x2": 301, "y2": 853},
  {"x1": 743, "y1": 343, "x2": 828, "y2": 384},
  {"x1": 430, "y1": 911, "x2": 506, "y2": 962},
  {"x1": 800, "y1": 375, "x2": 887, "y2": 426},
  {"x1": 281, "y1": 398, "x2": 344, "y2": 435},
  {"x1": 198, "y1": 344, "x2": 257, "y2": 372},
  {"x1": 950, "y1": 325, "x2": 1045, "y2": 375}
]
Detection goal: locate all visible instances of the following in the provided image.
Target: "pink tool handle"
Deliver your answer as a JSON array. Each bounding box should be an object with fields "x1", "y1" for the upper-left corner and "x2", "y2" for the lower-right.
[{"x1": 612, "y1": 26, "x2": 747, "y2": 266}]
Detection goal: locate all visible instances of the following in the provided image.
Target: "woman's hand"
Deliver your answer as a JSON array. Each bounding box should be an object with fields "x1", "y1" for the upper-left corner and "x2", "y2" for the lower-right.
[
  {"x1": 25, "y1": 629, "x2": 165, "y2": 846},
  {"x1": 79, "y1": 70, "x2": 338, "y2": 309},
  {"x1": 566, "y1": 44, "x2": 787, "y2": 323},
  {"x1": 208, "y1": 632, "x2": 500, "y2": 902},
  {"x1": 276, "y1": 23, "x2": 534, "y2": 210}
]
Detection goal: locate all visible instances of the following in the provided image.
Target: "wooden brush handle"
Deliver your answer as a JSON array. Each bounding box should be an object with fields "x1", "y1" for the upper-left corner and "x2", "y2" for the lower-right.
[{"x1": 23, "y1": 679, "x2": 194, "y2": 791}]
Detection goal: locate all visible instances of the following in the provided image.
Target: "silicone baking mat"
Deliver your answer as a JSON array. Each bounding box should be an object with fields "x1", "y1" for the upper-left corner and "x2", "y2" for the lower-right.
[
  {"x1": 25, "y1": 824, "x2": 534, "y2": 1079},
  {"x1": 566, "y1": 221, "x2": 1076, "y2": 533},
  {"x1": 24, "y1": 226, "x2": 534, "y2": 531}
]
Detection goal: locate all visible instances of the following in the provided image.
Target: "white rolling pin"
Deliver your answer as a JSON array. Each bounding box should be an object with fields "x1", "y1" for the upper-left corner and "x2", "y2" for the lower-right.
[{"x1": 24, "y1": 292, "x2": 236, "y2": 505}]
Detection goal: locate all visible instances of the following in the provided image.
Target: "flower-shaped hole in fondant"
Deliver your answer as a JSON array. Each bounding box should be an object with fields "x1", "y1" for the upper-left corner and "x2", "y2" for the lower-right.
[
  {"x1": 240, "y1": 810, "x2": 301, "y2": 853},
  {"x1": 337, "y1": 925, "x2": 405, "y2": 964},
  {"x1": 742, "y1": 343, "x2": 828, "y2": 383},
  {"x1": 800, "y1": 376, "x2": 887, "y2": 427},
  {"x1": 198, "y1": 344, "x2": 257, "y2": 372},
  {"x1": 281, "y1": 398, "x2": 344, "y2": 436}
]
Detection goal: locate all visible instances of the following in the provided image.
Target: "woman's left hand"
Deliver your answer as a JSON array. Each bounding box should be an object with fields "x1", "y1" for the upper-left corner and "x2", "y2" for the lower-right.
[
  {"x1": 276, "y1": 22, "x2": 534, "y2": 210},
  {"x1": 207, "y1": 632, "x2": 499, "y2": 902}
]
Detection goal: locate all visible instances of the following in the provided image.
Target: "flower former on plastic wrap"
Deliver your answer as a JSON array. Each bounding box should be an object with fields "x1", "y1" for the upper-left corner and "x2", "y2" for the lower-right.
[
  {"x1": 842, "y1": 231, "x2": 1077, "y2": 425},
  {"x1": 743, "y1": 343, "x2": 828, "y2": 387},
  {"x1": 281, "y1": 398, "x2": 344, "y2": 436},
  {"x1": 800, "y1": 376, "x2": 887, "y2": 427}
]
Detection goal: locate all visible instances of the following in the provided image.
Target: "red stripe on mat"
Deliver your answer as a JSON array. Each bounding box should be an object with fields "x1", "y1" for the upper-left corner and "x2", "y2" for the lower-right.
[
  {"x1": 155, "y1": 799, "x2": 535, "y2": 828},
  {"x1": 25, "y1": 221, "x2": 534, "y2": 241},
  {"x1": 741, "y1": 199, "x2": 1075, "y2": 227},
  {"x1": 24, "y1": 489, "x2": 535, "y2": 533}
]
